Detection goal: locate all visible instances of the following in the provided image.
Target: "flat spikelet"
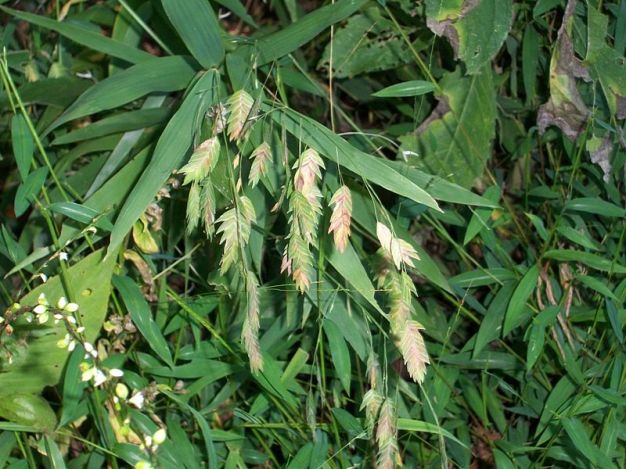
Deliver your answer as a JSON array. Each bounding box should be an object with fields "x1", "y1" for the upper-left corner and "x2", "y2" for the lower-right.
[
  {"x1": 367, "y1": 353, "x2": 381, "y2": 390},
  {"x1": 328, "y1": 185, "x2": 352, "y2": 253},
  {"x1": 388, "y1": 271, "x2": 414, "y2": 325},
  {"x1": 227, "y1": 90, "x2": 254, "y2": 141},
  {"x1": 288, "y1": 234, "x2": 313, "y2": 292},
  {"x1": 360, "y1": 388, "x2": 383, "y2": 435},
  {"x1": 376, "y1": 400, "x2": 398, "y2": 469},
  {"x1": 249, "y1": 142, "x2": 272, "y2": 187},
  {"x1": 216, "y1": 196, "x2": 256, "y2": 274},
  {"x1": 200, "y1": 181, "x2": 216, "y2": 238},
  {"x1": 186, "y1": 182, "x2": 201, "y2": 234},
  {"x1": 398, "y1": 320, "x2": 429, "y2": 383},
  {"x1": 289, "y1": 191, "x2": 321, "y2": 244},
  {"x1": 243, "y1": 271, "x2": 263, "y2": 372},
  {"x1": 376, "y1": 222, "x2": 420, "y2": 269},
  {"x1": 293, "y1": 149, "x2": 325, "y2": 192},
  {"x1": 180, "y1": 137, "x2": 220, "y2": 185}
]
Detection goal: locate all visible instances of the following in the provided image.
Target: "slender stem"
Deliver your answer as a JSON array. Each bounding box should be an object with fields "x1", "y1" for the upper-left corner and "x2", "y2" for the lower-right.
[{"x1": 118, "y1": 0, "x2": 174, "y2": 56}]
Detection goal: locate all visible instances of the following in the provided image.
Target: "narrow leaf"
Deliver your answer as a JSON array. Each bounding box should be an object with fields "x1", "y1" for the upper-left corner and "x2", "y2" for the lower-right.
[{"x1": 162, "y1": 0, "x2": 224, "y2": 68}]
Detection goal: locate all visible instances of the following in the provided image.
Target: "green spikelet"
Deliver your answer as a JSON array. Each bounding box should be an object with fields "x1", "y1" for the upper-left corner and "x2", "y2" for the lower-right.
[{"x1": 226, "y1": 90, "x2": 254, "y2": 141}]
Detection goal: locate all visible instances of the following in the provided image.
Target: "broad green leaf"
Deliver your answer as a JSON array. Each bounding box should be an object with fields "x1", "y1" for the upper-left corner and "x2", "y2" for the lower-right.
[
  {"x1": 589, "y1": 384, "x2": 626, "y2": 407},
  {"x1": 44, "y1": 435, "x2": 67, "y2": 469},
  {"x1": 0, "y1": 226, "x2": 27, "y2": 268},
  {"x1": 326, "y1": 240, "x2": 383, "y2": 314},
  {"x1": 503, "y1": 264, "x2": 539, "y2": 336},
  {"x1": 59, "y1": 345, "x2": 88, "y2": 427},
  {"x1": 11, "y1": 115, "x2": 33, "y2": 180},
  {"x1": 49, "y1": 202, "x2": 113, "y2": 231},
  {"x1": 0, "y1": 6, "x2": 152, "y2": 64},
  {"x1": 0, "y1": 250, "x2": 116, "y2": 395},
  {"x1": 86, "y1": 96, "x2": 167, "y2": 198},
  {"x1": 161, "y1": 0, "x2": 224, "y2": 68},
  {"x1": 522, "y1": 24, "x2": 540, "y2": 103},
  {"x1": 51, "y1": 56, "x2": 196, "y2": 131},
  {"x1": 5, "y1": 246, "x2": 52, "y2": 278},
  {"x1": 463, "y1": 185, "x2": 500, "y2": 244},
  {"x1": 576, "y1": 275, "x2": 618, "y2": 301},
  {"x1": 536, "y1": 376, "x2": 576, "y2": 439},
  {"x1": 543, "y1": 249, "x2": 626, "y2": 274},
  {"x1": 331, "y1": 408, "x2": 364, "y2": 438},
  {"x1": 526, "y1": 322, "x2": 546, "y2": 370},
  {"x1": 113, "y1": 275, "x2": 174, "y2": 367},
  {"x1": 58, "y1": 147, "x2": 152, "y2": 246},
  {"x1": 397, "y1": 418, "x2": 467, "y2": 448},
  {"x1": 450, "y1": 268, "x2": 514, "y2": 288},
  {"x1": 14, "y1": 166, "x2": 48, "y2": 217},
  {"x1": 605, "y1": 299, "x2": 624, "y2": 343},
  {"x1": 526, "y1": 213, "x2": 549, "y2": 242},
  {"x1": 270, "y1": 105, "x2": 441, "y2": 211},
  {"x1": 373, "y1": 80, "x2": 436, "y2": 98},
  {"x1": 256, "y1": 0, "x2": 367, "y2": 66},
  {"x1": 473, "y1": 282, "x2": 515, "y2": 356},
  {"x1": 52, "y1": 108, "x2": 170, "y2": 146},
  {"x1": 425, "y1": 0, "x2": 513, "y2": 74},
  {"x1": 109, "y1": 70, "x2": 219, "y2": 256},
  {"x1": 0, "y1": 394, "x2": 57, "y2": 433},
  {"x1": 144, "y1": 359, "x2": 233, "y2": 380},
  {"x1": 162, "y1": 390, "x2": 218, "y2": 468},
  {"x1": 399, "y1": 67, "x2": 496, "y2": 188},
  {"x1": 556, "y1": 223, "x2": 599, "y2": 251},
  {"x1": 562, "y1": 417, "x2": 613, "y2": 467},
  {"x1": 323, "y1": 319, "x2": 351, "y2": 393},
  {"x1": 383, "y1": 161, "x2": 499, "y2": 207},
  {"x1": 585, "y1": 5, "x2": 626, "y2": 116},
  {"x1": 5, "y1": 77, "x2": 91, "y2": 108},
  {"x1": 564, "y1": 197, "x2": 625, "y2": 218}
]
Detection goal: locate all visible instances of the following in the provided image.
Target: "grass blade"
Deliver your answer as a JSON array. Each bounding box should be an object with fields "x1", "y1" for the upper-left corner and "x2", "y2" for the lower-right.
[
  {"x1": 50, "y1": 56, "x2": 196, "y2": 132},
  {"x1": 0, "y1": 6, "x2": 152, "y2": 64},
  {"x1": 161, "y1": 0, "x2": 224, "y2": 68},
  {"x1": 108, "y1": 70, "x2": 219, "y2": 255}
]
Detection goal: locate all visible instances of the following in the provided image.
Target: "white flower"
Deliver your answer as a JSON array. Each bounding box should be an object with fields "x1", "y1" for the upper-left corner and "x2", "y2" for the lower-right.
[
  {"x1": 37, "y1": 312, "x2": 49, "y2": 324},
  {"x1": 128, "y1": 392, "x2": 145, "y2": 409},
  {"x1": 135, "y1": 461, "x2": 153, "y2": 469},
  {"x1": 93, "y1": 368, "x2": 107, "y2": 387},
  {"x1": 33, "y1": 304, "x2": 47, "y2": 315},
  {"x1": 80, "y1": 363, "x2": 107, "y2": 386},
  {"x1": 59, "y1": 252, "x2": 68, "y2": 261},
  {"x1": 39, "y1": 274, "x2": 48, "y2": 283},
  {"x1": 57, "y1": 297, "x2": 68, "y2": 309},
  {"x1": 64, "y1": 303, "x2": 79, "y2": 313},
  {"x1": 115, "y1": 383, "x2": 129, "y2": 399},
  {"x1": 152, "y1": 428, "x2": 167, "y2": 446},
  {"x1": 57, "y1": 334, "x2": 76, "y2": 351},
  {"x1": 109, "y1": 368, "x2": 124, "y2": 378},
  {"x1": 83, "y1": 342, "x2": 97, "y2": 358}
]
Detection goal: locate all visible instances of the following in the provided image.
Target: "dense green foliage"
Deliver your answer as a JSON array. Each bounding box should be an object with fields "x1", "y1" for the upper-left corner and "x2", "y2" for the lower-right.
[{"x1": 0, "y1": 0, "x2": 625, "y2": 467}]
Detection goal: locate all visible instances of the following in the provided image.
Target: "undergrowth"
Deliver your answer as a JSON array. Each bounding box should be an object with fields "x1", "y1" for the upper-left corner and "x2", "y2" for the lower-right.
[{"x1": 0, "y1": 0, "x2": 625, "y2": 468}]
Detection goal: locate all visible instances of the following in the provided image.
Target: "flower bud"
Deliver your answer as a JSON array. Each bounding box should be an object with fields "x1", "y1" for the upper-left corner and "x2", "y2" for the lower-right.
[
  {"x1": 57, "y1": 297, "x2": 68, "y2": 309},
  {"x1": 152, "y1": 428, "x2": 167, "y2": 446},
  {"x1": 115, "y1": 383, "x2": 129, "y2": 400}
]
